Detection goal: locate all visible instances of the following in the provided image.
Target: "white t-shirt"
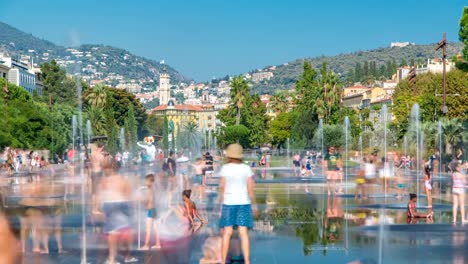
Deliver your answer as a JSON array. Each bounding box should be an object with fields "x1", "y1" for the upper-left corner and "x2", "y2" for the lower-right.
[{"x1": 219, "y1": 163, "x2": 253, "y2": 205}]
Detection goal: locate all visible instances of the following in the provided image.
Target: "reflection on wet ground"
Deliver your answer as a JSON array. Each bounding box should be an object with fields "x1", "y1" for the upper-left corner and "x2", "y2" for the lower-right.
[{"x1": 0, "y1": 165, "x2": 467, "y2": 264}]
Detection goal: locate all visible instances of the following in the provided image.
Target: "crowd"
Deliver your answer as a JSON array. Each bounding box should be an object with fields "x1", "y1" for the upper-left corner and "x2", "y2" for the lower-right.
[{"x1": 0, "y1": 140, "x2": 466, "y2": 263}]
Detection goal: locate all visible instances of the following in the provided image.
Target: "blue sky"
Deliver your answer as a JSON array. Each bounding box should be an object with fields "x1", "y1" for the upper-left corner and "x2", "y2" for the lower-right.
[{"x1": 0, "y1": 0, "x2": 465, "y2": 80}]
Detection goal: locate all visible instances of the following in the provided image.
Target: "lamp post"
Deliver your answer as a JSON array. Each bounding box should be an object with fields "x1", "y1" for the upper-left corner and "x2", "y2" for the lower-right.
[
  {"x1": 4, "y1": 72, "x2": 8, "y2": 130},
  {"x1": 435, "y1": 33, "x2": 447, "y2": 114}
]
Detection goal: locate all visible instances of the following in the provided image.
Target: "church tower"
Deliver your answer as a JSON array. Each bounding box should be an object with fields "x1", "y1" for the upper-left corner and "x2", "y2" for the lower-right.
[{"x1": 159, "y1": 73, "x2": 170, "y2": 105}]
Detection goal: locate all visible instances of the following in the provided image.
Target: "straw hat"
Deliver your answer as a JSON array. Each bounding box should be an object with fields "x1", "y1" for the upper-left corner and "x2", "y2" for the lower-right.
[{"x1": 225, "y1": 143, "x2": 243, "y2": 159}]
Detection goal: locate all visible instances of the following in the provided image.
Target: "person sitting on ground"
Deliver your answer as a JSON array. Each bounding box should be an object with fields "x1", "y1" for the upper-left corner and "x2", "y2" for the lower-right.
[
  {"x1": 407, "y1": 193, "x2": 433, "y2": 219},
  {"x1": 182, "y1": 189, "x2": 206, "y2": 225},
  {"x1": 161, "y1": 189, "x2": 207, "y2": 226}
]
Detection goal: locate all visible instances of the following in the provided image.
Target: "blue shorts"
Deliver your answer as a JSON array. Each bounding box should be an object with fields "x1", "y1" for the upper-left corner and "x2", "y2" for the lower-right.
[
  {"x1": 103, "y1": 202, "x2": 131, "y2": 234},
  {"x1": 219, "y1": 204, "x2": 253, "y2": 229},
  {"x1": 192, "y1": 174, "x2": 203, "y2": 185},
  {"x1": 147, "y1": 208, "x2": 157, "y2": 218}
]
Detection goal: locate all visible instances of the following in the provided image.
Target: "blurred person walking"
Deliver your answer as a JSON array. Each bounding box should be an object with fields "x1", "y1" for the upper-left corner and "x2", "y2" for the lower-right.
[{"x1": 218, "y1": 144, "x2": 257, "y2": 264}]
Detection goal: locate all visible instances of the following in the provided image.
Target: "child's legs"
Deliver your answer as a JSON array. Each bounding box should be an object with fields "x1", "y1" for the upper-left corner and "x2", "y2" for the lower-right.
[
  {"x1": 144, "y1": 217, "x2": 153, "y2": 246},
  {"x1": 459, "y1": 192, "x2": 465, "y2": 221},
  {"x1": 153, "y1": 220, "x2": 161, "y2": 246},
  {"x1": 453, "y1": 194, "x2": 459, "y2": 222}
]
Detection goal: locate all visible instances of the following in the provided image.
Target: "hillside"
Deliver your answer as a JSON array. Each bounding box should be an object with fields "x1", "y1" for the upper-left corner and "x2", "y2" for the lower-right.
[
  {"x1": 251, "y1": 43, "x2": 464, "y2": 94},
  {"x1": 0, "y1": 22, "x2": 188, "y2": 88}
]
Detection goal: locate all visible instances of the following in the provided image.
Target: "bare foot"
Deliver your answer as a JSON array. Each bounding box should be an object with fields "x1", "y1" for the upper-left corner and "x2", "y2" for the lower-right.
[
  {"x1": 139, "y1": 245, "x2": 150, "y2": 251},
  {"x1": 40, "y1": 249, "x2": 49, "y2": 254},
  {"x1": 151, "y1": 244, "x2": 161, "y2": 249}
]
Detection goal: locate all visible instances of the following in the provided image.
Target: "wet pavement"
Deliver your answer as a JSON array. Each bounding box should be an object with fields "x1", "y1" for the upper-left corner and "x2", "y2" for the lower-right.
[{"x1": 1, "y1": 164, "x2": 467, "y2": 264}]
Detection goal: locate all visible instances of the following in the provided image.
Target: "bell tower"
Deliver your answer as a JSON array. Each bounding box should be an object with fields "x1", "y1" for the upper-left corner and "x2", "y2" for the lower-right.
[{"x1": 159, "y1": 73, "x2": 170, "y2": 105}]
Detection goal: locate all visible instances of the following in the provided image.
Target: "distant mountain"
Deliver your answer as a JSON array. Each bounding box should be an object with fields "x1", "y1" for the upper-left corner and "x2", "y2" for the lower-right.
[
  {"x1": 250, "y1": 43, "x2": 464, "y2": 94},
  {"x1": 0, "y1": 22, "x2": 189, "y2": 88}
]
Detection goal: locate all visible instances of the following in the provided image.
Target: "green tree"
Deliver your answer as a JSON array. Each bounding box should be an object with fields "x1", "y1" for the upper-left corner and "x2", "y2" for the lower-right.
[
  {"x1": 354, "y1": 62, "x2": 363, "y2": 82},
  {"x1": 369, "y1": 61, "x2": 377, "y2": 78},
  {"x1": 270, "y1": 112, "x2": 292, "y2": 147},
  {"x1": 124, "y1": 106, "x2": 138, "y2": 155},
  {"x1": 144, "y1": 98, "x2": 160, "y2": 110},
  {"x1": 39, "y1": 60, "x2": 77, "y2": 105},
  {"x1": 457, "y1": 7, "x2": 468, "y2": 71},
  {"x1": 230, "y1": 76, "x2": 249, "y2": 125},
  {"x1": 218, "y1": 125, "x2": 250, "y2": 148},
  {"x1": 177, "y1": 121, "x2": 202, "y2": 154},
  {"x1": 363, "y1": 61, "x2": 369, "y2": 78},
  {"x1": 441, "y1": 118, "x2": 466, "y2": 154},
  {"x1": 106, "y1": 87, "x2": 147, "y2": 137},
  {"x1": 244, "y1": 95, "x2": 269, "y2": 146},
  {"x1": 270, "y1": 91, "x2": 289, "y2": 114},
  {"x1": 162, "y1": 115, "x2": 169, "y2": 153},
  {"x1": 85, "y1": 83, "x2": 107, "y2": 108},
  {"x1": 104, "y1": 108, "x2": 119, "y2": 155},
  {"x1": 145, "y1": 113, "x2": 165, "y2": 138},
  {"x1": 86, "y1": 106, "x2": 106, "y2": 136}
]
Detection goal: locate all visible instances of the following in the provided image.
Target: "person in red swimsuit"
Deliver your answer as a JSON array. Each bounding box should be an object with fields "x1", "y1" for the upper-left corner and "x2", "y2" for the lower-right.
[{"x1": 407, "y1": 193, "x2": 433, "y2": 221}]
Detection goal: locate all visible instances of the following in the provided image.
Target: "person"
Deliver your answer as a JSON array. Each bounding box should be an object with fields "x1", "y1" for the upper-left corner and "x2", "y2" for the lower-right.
[
  {"x1": 305, "y1": 156, "x2": 314, "y2": 176},
  {"x1": 90, "y1": 142, "x2": 106, "y2": 213},
  {"x1": 0, "y1": 213, "x2": 20, "y2": 263},
  {"x1": 293, "y1": 153, "x2": 301, "y2": 175},
  {"x1": 452, "y1": 163, "x2": 466, "y2": 223},
  {"x1": 167, "y1": 151, "x2": 177, "y2": 177},
  {"x1": 122, "y1": 150, "x2": 129, "y2": 167},
  {"x1": 406, "y1": 193, "x2": 433, "y2": 221},
  {"x1": 424, "y1": 164, "x2": 432, "y2": 208},
  {"x1": 97, "y1": 158, "x2": 138, "y2": 264},
  {"x1": 456, "y1": 148, "x2": 463, "y2": 161},
  {"x1": 260, "y1": 154, "x2": 266, "y2": 168},
  {"x1": 140, "y1": 174, "x2": 161, "y2": 250},
  {"x1": 204, "y1": 152, "x2": 214, "y2": 182},
  {"x1": 324, "y1": 146, "x2": 342, "y2": 195},
  {"x1": 192, "y1": 158, "x2": 205, "y2": 200},
  {"x1": 355, "y1": 165, "x2": 365, "y2": 200},
  {"x1": 18, "y1": 176, "x2": 66, "y2": 254},
  {"x1": 265, "y1": 152, "x2": 271, "y2": 168},
  {"x1": 182, "y1": 189, "x2": 206, "y2": 225},
  {"x1": 218, "y1": 144, "x2": 256, "y2": 264},
  {"x1": 300, "y1": 165, "x2": 307, "y2": 177},
  {"x1": 199, "y1": 228, "x2": 222, "y2": 264}
]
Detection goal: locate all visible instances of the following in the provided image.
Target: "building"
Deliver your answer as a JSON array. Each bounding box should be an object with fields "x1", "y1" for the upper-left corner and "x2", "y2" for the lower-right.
[
  {"x1": 116, "y1": 83, "x2": 142, "y2": 93},
  {"x1": 342, "y1": 87, "x2": 392, "y2": 110},
  {"x1": 419, "y1": 58, "x2": 455, "y2": 74},
  {"x1": 390, "y1": 42, "x2": 415, "y2": 48},
  {"x1": 0, "y1": 63, "x2": 10, "y2": 79},
  {"x1": 396, "y1": 66, "x2": 411, "y2": 83},
  {"x1": 342, "y1": 84, "x2": 369, "y2": 97},
  {"x1": 159, "y1": 73, "x2": 170, "y2": 105},
  {"x1": 0, "y1": 54, "x2": 41, "y2": 94},
  {"x1": 342, "y1": 92, "x2": 365, "y2": 109},
  {"x1": 150, "y1": 103, "x2": 220, "y2": 136},
  {"x1": 251, "y1": 71, "x2": 273, "y2": 82}
]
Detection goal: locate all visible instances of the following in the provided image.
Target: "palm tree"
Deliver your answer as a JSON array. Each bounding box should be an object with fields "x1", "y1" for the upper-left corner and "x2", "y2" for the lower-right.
[
  {"x1": 441, "y1": 118, "x2": 465, "y2": 154},
  {"x1": 178, "y1": 121, "x2": 202, "y2": 154},
  {"x1": 85, "y1": 84, "x2": 107, "y2": 108},
  {"x1": 322, "y1": 71, "x2": 341, "y2": 124},
  {"x1": 270, "y1": 92, "x2": 289, "y2": 114},
  {"x1": 86, "y1": 106, "x2": 106, "y2": 136},
  {"x1": 230, "y1": 76, "x2": 249, "y2": 125}
]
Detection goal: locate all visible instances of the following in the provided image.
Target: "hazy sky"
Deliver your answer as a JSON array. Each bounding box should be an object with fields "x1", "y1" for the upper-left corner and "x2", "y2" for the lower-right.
[{"x1": 0, "y1": 0, "x2": 465, "y2": 80}]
